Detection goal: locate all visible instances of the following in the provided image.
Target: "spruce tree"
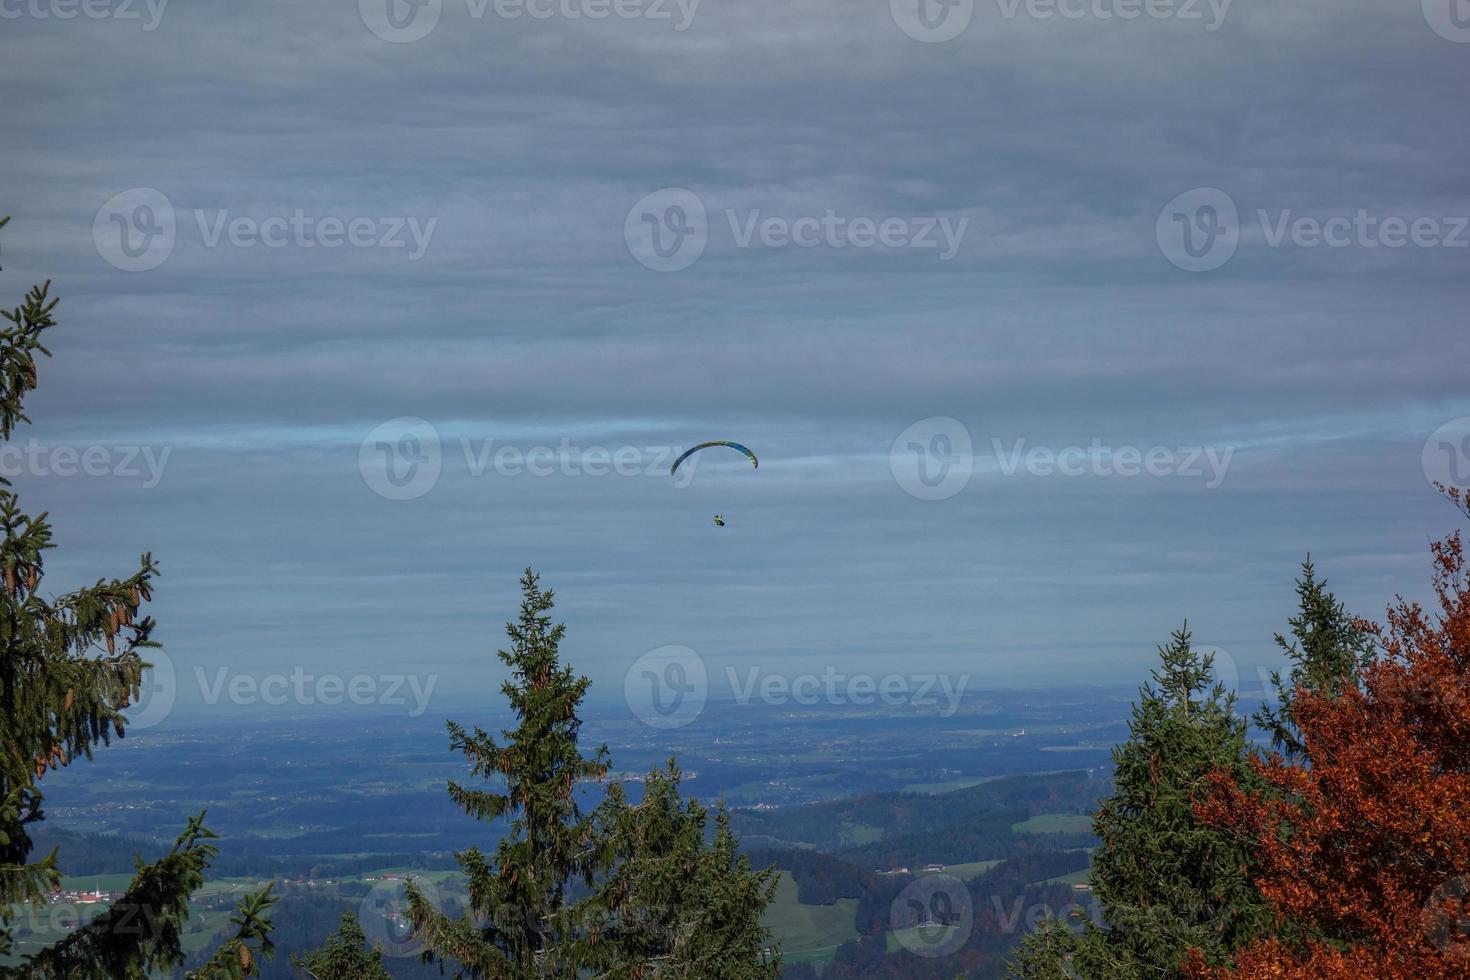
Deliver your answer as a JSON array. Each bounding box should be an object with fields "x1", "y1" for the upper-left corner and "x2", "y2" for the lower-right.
[
  {"x1": 292, "y1": 910, "x2": 391, "y2": 979},
  {"x1": 406, "y1": 570, "x2": 779, "y2": 978},
  {"x1": 580, "y1": 759, "x2": 779, "y2": 979},
  {"x1": 1253, "y1": 558, "x2": 1374, "y2": 760},
  {"x1": 0, "y1": 216, "x2": 274, "y2": 978},
  {"x1": 407, "y1": 569, "x2": 611, "y2": 977},
  {"x1": 1009, "y1": 627, "x2": 1271, "y2": 978}
]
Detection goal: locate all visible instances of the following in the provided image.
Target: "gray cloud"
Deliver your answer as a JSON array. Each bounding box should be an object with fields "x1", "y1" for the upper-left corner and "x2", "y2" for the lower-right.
[{"x1": 2, "y1": 0, "x2": 1467, "y2": 715}]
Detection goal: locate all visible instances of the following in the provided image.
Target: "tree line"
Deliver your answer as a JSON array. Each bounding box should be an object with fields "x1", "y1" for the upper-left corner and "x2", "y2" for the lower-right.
[{"x1": 1008, "y1": 538, "x2": 1470, "y2": 978}]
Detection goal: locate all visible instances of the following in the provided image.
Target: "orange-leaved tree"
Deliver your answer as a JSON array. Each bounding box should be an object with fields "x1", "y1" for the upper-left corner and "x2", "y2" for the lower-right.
[{"x1": 1186, "y1": 488, "x2": 1470, "y2": 979}]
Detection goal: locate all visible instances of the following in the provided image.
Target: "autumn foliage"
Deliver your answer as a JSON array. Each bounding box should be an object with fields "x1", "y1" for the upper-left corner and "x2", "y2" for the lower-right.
[{"x1": 1186, "y1": 489, "x2": 1470, "y2": 979}]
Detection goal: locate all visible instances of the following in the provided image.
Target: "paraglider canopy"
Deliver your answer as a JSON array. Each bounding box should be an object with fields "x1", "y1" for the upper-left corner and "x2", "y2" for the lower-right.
[{"x1": 670, "y1": 441, "x2": 758, "y2": 477}]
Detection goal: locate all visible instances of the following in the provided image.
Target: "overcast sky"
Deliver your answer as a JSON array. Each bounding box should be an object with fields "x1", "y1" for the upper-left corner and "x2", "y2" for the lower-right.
[{"x1": 2, "y1": 0, "x2": 1468, "y2": 724}]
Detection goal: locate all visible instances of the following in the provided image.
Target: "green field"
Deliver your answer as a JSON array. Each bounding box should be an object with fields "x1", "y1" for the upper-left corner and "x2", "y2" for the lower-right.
[
  {"x1": 1011, "y1": 813, "x2": 1093, "y2": 834},
  {"x1": 941, "y1": 859, "x2": 1003, "y2": 879},
  {"x1": 900, "y1": 776, "x2": 998, "y2": 794},
  {"x1": 884, "y1": 923, "x2": 965, "y2": 954},
  {"x1": 841, "y1": 822, "x2": 885, "y2": 846},
  {"x1": 1041, "y1": 867, "x2": 1092, "y2": 886},
  {"x1": 1039, "y1": 745, "x2": 1104, "y2": 752},
  {"x1": 761, "y1": 871, "x2": 858, "y2": 966}
]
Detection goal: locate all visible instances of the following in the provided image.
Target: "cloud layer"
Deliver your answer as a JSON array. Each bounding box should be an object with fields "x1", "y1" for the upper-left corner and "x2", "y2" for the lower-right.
[{"x1": 2, "y1": 0, "x2": 1467, "y2": 715}]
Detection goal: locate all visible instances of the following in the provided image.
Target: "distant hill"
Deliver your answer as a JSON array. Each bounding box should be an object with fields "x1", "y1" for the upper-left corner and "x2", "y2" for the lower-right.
[{"x1": 734, "y1": 770, "x2": 1095, "y2": 866}]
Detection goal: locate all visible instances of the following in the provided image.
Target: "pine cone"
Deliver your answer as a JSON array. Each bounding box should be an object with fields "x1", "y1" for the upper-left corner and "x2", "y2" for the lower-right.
[{"x1": 237, "y1": 943, "x2": 252, "y2": 970}]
